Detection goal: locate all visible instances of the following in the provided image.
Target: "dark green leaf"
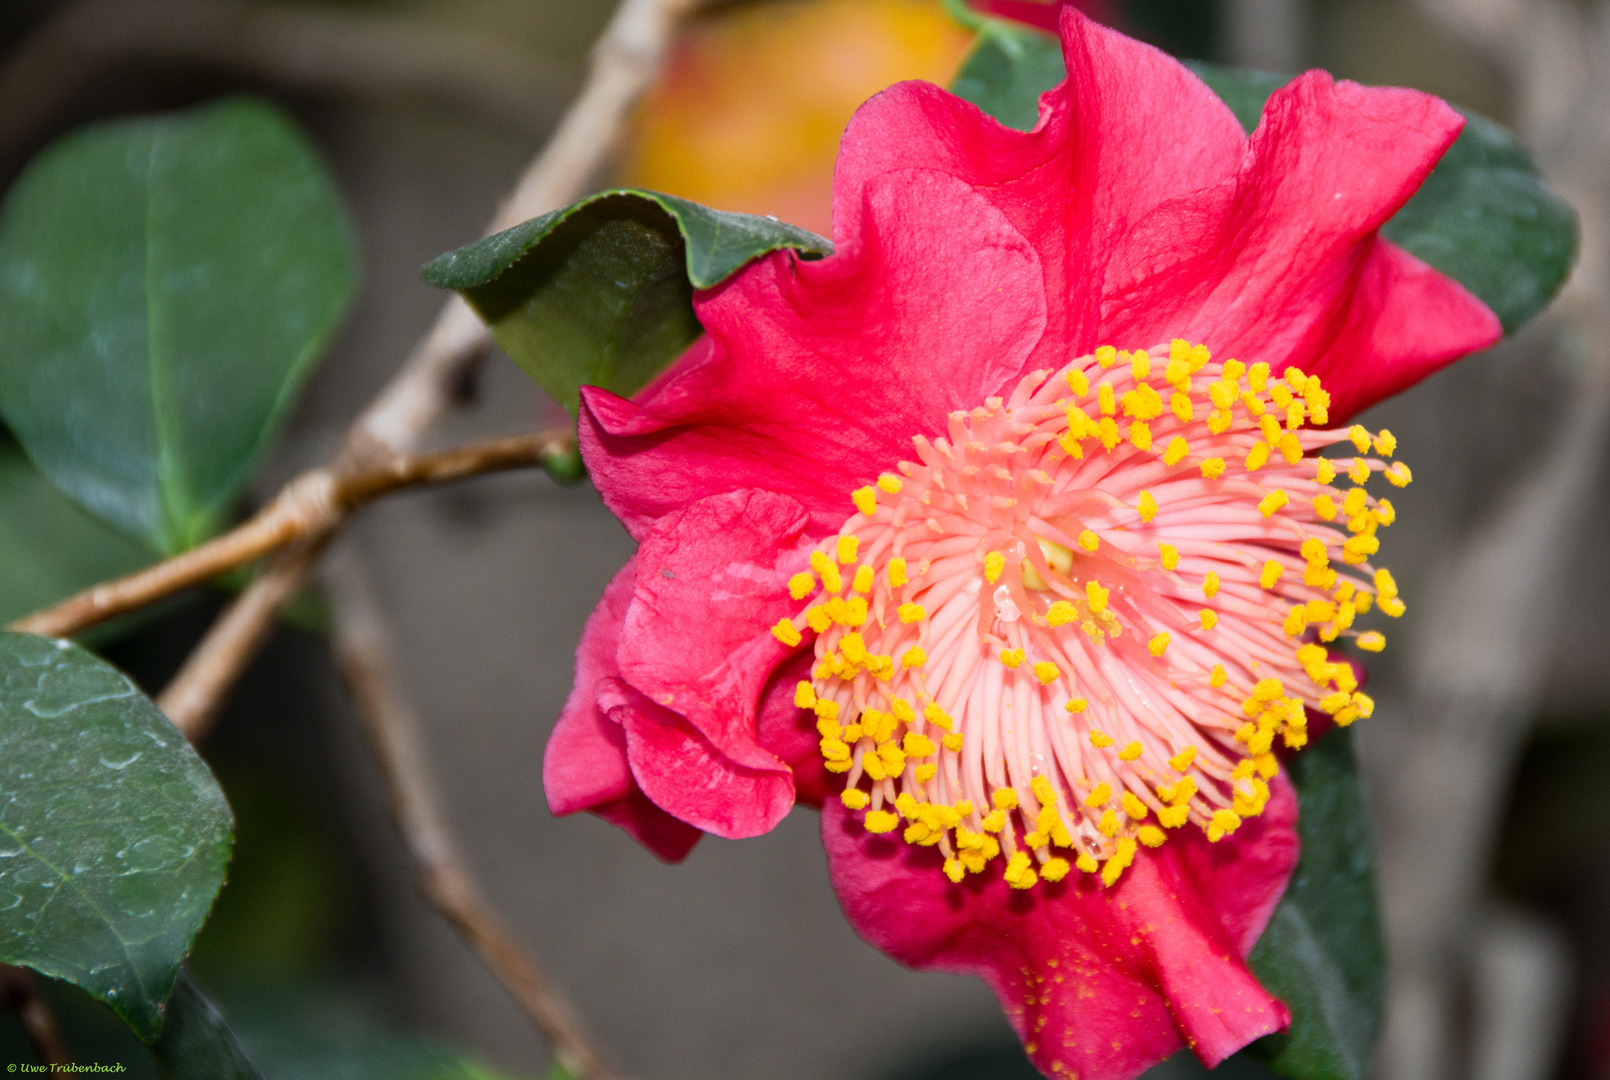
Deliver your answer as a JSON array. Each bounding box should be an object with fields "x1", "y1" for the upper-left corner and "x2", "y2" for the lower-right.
[
  {"x1": 947, "y1": 39, "x2": 1576, "y2": 335},
  {"x1": 946, "y1": 13, "x2": 1064, "y2": 131},
  {"x1": 0, "y1": 443, "x2": 149, "y2": 628},
  {"x1": 0, "y1": 97, "x2": 357, "y2": 554},
  {"x1": 0, "y1": 633, "x2": 233, "y2": 1040},
  {"x1": 150, "y1": 972, "x2": 265, "y2": 1079},
  {"x1": 421, "y1": 189, "x2": 830, "y2": 415},
  {"x1": 1245, "y1": 728, "x2": 1384, "y2": 1080}
]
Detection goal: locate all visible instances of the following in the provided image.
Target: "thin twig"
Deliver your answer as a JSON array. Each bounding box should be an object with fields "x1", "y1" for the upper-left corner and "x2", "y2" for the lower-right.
[
  {"x1": 322, "y1": 547, "x2": 619, "y2": 1080},
  {"x1": 9, "y1": 429, "x2": 573, "y2": 641},
  {"x1": 148, "y1": 0, "x2": 700, "y2": 736},
  {"x1": 0, "y1": 964, "x2": 71, "y2": 1066}
]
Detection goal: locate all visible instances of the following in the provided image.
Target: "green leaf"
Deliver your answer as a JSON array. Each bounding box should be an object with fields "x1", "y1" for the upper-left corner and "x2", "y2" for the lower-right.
[
  {"x1": 1245, "y1": 728, "x2": 1384, "y2": 1080},
  {"x1": 946, "y1": 11, "x2": 1065, "y2": 132},
  {"x1": 0, "y1": 633, "x2": 233, "y2": 1040},
  {"x1": 945, "y1": 36, "x2": 1576, "y2": 335},
  {"x1": 150, "y1": 972, "x2": 266, "y2": 1080},
  {"x1": 0, "y1": 441, "x2": 149, "y2": 628},
  {"x1": 0, "y1": 97, "x2": 357, "y2": 554},
  {"x1": 421, "y1": 189, "x2": 830, "y2": 415}
]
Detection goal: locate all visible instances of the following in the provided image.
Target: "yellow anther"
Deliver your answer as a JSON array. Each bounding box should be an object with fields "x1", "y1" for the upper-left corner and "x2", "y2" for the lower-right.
[
  {"x1": 1164, "y1": 435, "x2": 1190, "y2": 465},
  {"x1": 1242, "y1": 391, "x2": 1267, "y2": 418},
  {"x1": 897, "y1": 603, "x2": 926, "y2": 624},
  {"x1": 1098, "y1": 809, "x2": 1120, "y2": 837},
  {"x1": 1199, "y1": 608, "x2": 1218, "y2": 630},
  {"x1": 1031, "y1": 775, "x2": 1058, "y2": 807},
  {"x1": 838, "y1": 535, "x2": 859, "y2": 564},
  {"x1": 1285, "y1": 402, "x2": 1306, "y2": 431},
  {"x1": 1312, "y1": 494, "x2": 1338, "y2": 521},
  {"x1": 1172, "y1": 776, "x2": 1197, "y2": 804},
  {"x1": 1005, "y1": 852, "x2": 1037, "y2": 890},
  {"x1": 1079, "y1": 530, "x2": 1100, "y2": 553},
  {"x1": 1203, "y1": 571, "x2": 1220, "y2": 598},
  {"x1": 1158, "y1": 543, "x2": 1180, "y2": 570},
  {"x1": 852, "y1": 486, "x2": 877, "y2": 517},
  {"x1": 1284, "y1": 605, "x2": 1308, "y2": 637},
  {"x1": 983, "y1": 550, "x2": 1005, "y2": 583},
  {"x1": 878, "y1": 743, "x2": 907, "y2": 777},
  {"x1": 1032, "y1": 661, "x2": 1060, "y2": 686},
  {"x1": 814, "y1": 698, "x2": 840, "y2": 721},
  {"x1": 1374, "y1": 499, "x2": 1396, "y2": 526},
  {"x1": 1086, "y1": 579, "x2": 1109, "y2": 614},
  {"x1": 1098, "y1": 382, "x2": 1116, "y2": 416},
  {"x1": 1095, "y1": 345, "x2": 1117, "y2": 368},
  {"x1": 1373, "y1": 429, "x2": 1397, "y2": 456},
  {"x1": 1133, "y1": 826, "x2": 1163, "y2": 849},
  {"x1": 1258, "y1": 489, "x2": 1289, "y2": 517},
  {"x1": 1065, "y1": 698, "x2": 1088, "y2": 713},
  {"x1": 1169, "y1": 746, "x2": 1197, "y2": 771},
  {"x1": 1000, "y1": 648, "x2": 1025, "y2": 669},
  {"x1": 1342, "y1": 535, "x2": 1380, "y2": 563},
  {"x1": 1259, "y1": 413, "x2": 1282, "y2": 446},
  {"x1": 852, "y1": 565, "x2": 875, "y2": 594},
  {"x1": 818, "y1": 717, "x2": 841, "y2": 740},
  {"x1": 1137, "y1": 490, "x2": 1158, "y2": 523},
  {"x1": 1066, "y1": 406, "x2": 1095, "y2": 438},
  {"x1": 1375, "y1": 568, "x2": 1399, "y2": 598},
  {"x1": 1240, "y1": 361, "x2": 1267, "y2": 392},
  {"x1": 1353, "y1": 691, "x2": 1375, "y2": 718},
  {"x1": 862, "y1": 750, "x2": 886, "y2": 780},
  {"x1": 1284, "y1": 366, "x2": 1308, "y2": 391},
  {"x1": 1190, "y1": 343, "x2": 1212, "y2": 372},
  {"x1": 1260, "y1": 560, "x2": 1284, "y2": 589},
  {"x1": 1129, "y1": 421, "x2": 1152, "y2": 452},
  {"x1": 1379, "y1": 595, "x2": 1406, "y2": 617},
  {"x1": 1245, "y1": 441, "x2": 1271, "y2": 472},
  {"x1": 1057, "y1": 431, "x2": 1085, "y2": 459},
  {"x1": 890, "y1": 698, "x2": 916, "y2": 722},
  {"x1": 1076, "y1": 851, "x2": 1100, "y2": 873},
  {"x1": 1278, "y1": 432, "x2": 1303, "y2": 464},
  {"x1": 877, "y1": 474, "x2": 903, "y2": 496},
  {"x1": 1121, "y1": 791, "x2": 1148, "y2": 819},
  {"x1": 1130, "y1": 348, "x2": 1151, "y2": 380},
  {"x1": 1201, "y1": 456, "x2": 1226, "y2": 478},
  {"x1": 1300, "y1": 537, "x2": 1326, "y2": 566},
  {"x1": 993, "y1": 788, "x2": 1019, "y2": 811},
  {"x1": 943, "y1": 858, "x2": 965, "y2": 883},
  {"x1": 1348, "y1": 425, "x2": 1371, "y2": 452},
  {"x1": 1083, "y1": 783, "x2": 1110, "y2": 807},
  {"x1": 1342, "y1": 488, "x2": 1368, "y2": 518},
  {"x1": 1041, "y1": 857, "x2": 1071, "y2": 882},
  {"x1": 840, "y1": 632, "x2": 867, "y2": 663},
  {"x1": 1349, "y1": 458, "x2": 1371, "y2": 485},
  {"x1": 864, "y1": 810, "x2": 899, "y2": 833},
  {"x1": 1165, "y1": 354, "x2": 1192, "y2": 388},
  {"x1": 1386, "y1": 462, "x2": 1412, "y2": 487},
  {"x1": 1209, "y1": 664, "x2": 1227, "y2": 687},
  {"x1": 1316, "y1": 457, "x2": 1336, "y2": 484},
  {"x1": 1067, "y1": 368, "x2": 1090, "y2": 396},
  {"x1": 902, "y1": 646, "x2": 927, "y2": 668},
  {"x1": 1305, "y1": 564, "x2": 1337, "y2": 588},
  {"x1": 1148, "y1": 631, "x2": 1170, "y2": 657},
  {"x1": 1252, "y1": 678, "x2": 1283, "y2": 702},
  {"x1": 1158, "y1": 805, "x2": 1189, "y2": 828},
  {"x1": 794, "y1": 682, "x2": 816, "y2": 709},
  {"x1": 1209, "y1": 381, "x2": 1236, "y2": 410},
  {"x1": 841, "y1": 789, "x2": 869, "y2": 810},
  {"x1": 1171, "y1": 392, "x2": 1194, "y2": 422},
  {"x1": 903, "y1": 732, "x2": 936, "y2": 758},
  {"x1": 1270, "y1": 383, "x2": 1293, "y2": 408},
  {"x1": 1119, "y1": 741, "x2": 1144, "y2": 762},
  {"x1": 1047, "y1": 600, "x2": 1077, "y2": 627},
  {"x1": 1097, "y1": 416, "x2": 1121, "y2": 451},
  {"x1": 1206, "y1": 809, "x2": 1242, "y2": 843},
  {"x1": 1224, "y1": 359, "x2": 1246, "y2": 383},
  {"x1": 789, "y1": 572, "x2": 816, "y2": 600},
  {"x1": 1089, "y1": 730, "x2": 1115, "y2": 748},
  {"x1": 1306, "y1": 599, "x2": 1338, "y2": 623},
  {"x1": 942, "y1": 732, "x2": 964, "y2": 751},
  {"x1": 817, "y1": 562, "x2": 842, "y2": 595},
  {"x1": 771, "y1": 618, "x2": 802, "y2": 647},
  {"x1": 1101, "y1": 838, "x2": 1137, "y2": 887},
  {"x1": 982, "y1": 810, "x2": 1006, "y2": 832}
]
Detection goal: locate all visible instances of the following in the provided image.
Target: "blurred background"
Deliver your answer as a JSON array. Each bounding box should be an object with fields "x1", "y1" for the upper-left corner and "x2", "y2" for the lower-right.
[{"x1": 0, "y1": 0, "x2": 1602, "y2": 1078}]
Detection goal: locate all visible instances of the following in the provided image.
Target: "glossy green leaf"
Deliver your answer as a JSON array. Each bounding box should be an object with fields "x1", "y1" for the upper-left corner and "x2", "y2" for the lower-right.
[
  {"x1": 0, "y1": 97, "x2": 357, "y2": 554},
  {"x1": 0, "y1": 633, "x2": 233, "y2": 1040},
  {"x1": 150, "y1": 972, "x2": 266, "y2": 1079},
  {"x1": 422, "y1": 189, "x2": 830, "y2": 415},
  {"x1": 0, "y1": 442, "x2": 149, "y2": 628},
  {"x1": 946, "y1": 32, "x2": 1576, "y2": 334},
  {"x1": 1245, "y1": 728, "x2": 1384, "y2": 1080}
]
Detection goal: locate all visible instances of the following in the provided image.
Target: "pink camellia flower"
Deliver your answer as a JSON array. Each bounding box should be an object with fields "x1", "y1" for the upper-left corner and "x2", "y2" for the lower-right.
[{"x1": 544, "y1": 8, "x2": 1500, "y2": 1078}]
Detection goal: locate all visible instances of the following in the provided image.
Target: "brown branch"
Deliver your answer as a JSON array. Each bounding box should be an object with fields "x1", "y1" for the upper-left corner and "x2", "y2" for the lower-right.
[
  {"x1": 8, "y1": 429, "x2": 574, "y2": 641},
  {"x1": 145, "y1": 0, "x2": 701, "y2": 744},
  {"x1": 0, "y1": 964, "x2": 71, "y2": 1066},
  {"x1": 322, "y1": 548, "x2": 619, "y2": 1080}
]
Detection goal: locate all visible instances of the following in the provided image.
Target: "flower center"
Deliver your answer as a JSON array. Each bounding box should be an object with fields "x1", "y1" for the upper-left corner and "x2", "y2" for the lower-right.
[{"x1": 772, "y1": 341, "x2": 1407, "y2": 889}]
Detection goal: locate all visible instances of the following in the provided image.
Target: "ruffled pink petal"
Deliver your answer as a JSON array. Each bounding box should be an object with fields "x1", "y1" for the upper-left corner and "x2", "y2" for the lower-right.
[
  {"x1": 612, "y1": 488, "x2": 814, "y2": 837},
  {"x1": 976, "y1": 0, "x2": 1117, "y2": 32},
  {"x1": 542, "y1": 556, "x2": 704, "y2": 862},
  {"x1": 755, "y1": 651, "x2": 829, "y2": 808},
  {"x1": 579, "y1": 166, "x2": 1047, "y2": 539},
  {"x1": 1102, "y1": 68, "x2": 1500, "y2": 414},
  {"x1": 823, "y1": 780, "x2": 1299, "y2": 1079}
]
